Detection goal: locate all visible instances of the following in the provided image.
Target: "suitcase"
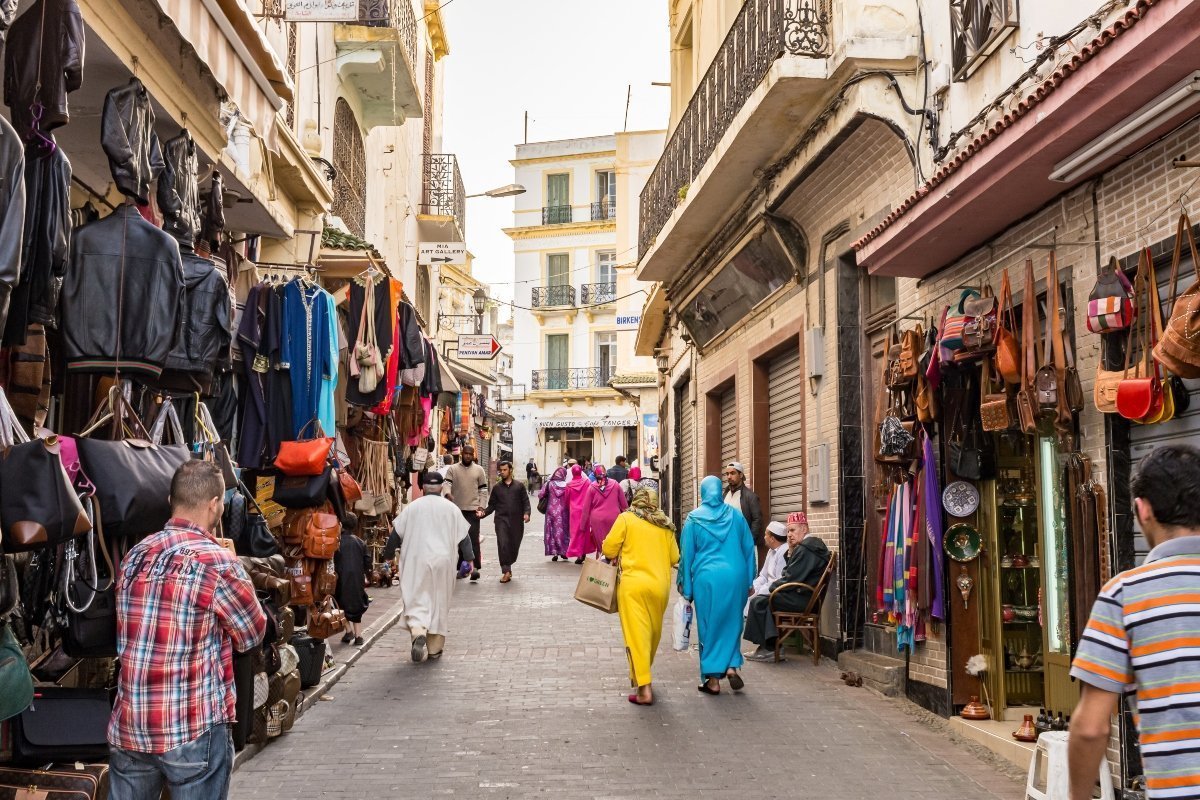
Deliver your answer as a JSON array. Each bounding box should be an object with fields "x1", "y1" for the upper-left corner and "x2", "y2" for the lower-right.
[
  {"x1": 10, "y1": 688, "x2": 110, "y2": 765},
  {"x1": 0, "y1": 763, "x2": 109, "y2": 799},
  {"x1": 290, "y1": 634, "x2": 326, "y2": 689}
]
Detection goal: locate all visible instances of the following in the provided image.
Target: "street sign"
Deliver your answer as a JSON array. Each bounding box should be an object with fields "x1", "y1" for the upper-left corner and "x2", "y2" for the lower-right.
[
  {"x1": 418, "y1": 242, "x2": 467, "y2": 266},
  {"x1": 284, "y1": 0, "x2": 358, "y2": 22},
  {"x1": 616, "y1": 315, "x2": 641, "y2": 329},
  {"x1": 457, "y1": 335, "x2": 501, "y2": 360}
]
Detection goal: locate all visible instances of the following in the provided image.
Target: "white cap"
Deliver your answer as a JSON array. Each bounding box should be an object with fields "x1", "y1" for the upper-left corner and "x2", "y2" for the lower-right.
[{"x1": 766, "y1": 521, "x2": 787, "y2": 540}]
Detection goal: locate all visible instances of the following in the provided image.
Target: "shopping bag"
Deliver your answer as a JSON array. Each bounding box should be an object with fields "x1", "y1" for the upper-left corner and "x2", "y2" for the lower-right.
[
  {"x1": 671, "y1": 597, "x2": 693, "y2": 652},
  {"x1": 573, "y1": 556, "x2": 619, "y2": 614}
]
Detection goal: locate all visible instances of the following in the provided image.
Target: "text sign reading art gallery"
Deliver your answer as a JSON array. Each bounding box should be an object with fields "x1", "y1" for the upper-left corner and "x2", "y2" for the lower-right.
[{"x1": 285, "y1": 0, "x2": 358, "y2": 21}]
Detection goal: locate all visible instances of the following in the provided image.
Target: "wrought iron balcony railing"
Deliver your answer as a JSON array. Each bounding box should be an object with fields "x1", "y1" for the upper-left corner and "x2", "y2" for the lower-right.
[
  {"x1": 531, "y1": 285, "x2": 576, "y2": 308},
  {"x1": 438, "y1": 314, "x2": 481, "y2": 335},
  {"x1": 542, "y1": 206, "x2": 573, "y2": 225},
  {"x1": 590, "y1": 200, "x2": 617, "y2": 221},
  {"x1": 421, "y1": 154, "x2": 466, "y2": 229},
  {"x1": 358, "y1": 0, "x2": 417, "y2": 62},
  {"x1": 580, "y1": 283, "x2": 617, "y2": 305},
  {"x1": 531, "y1": 367, "x2": 618, "y2": 391},
  {"x1": 638, "y1": 0, "x2": 830, "y2": 257}
]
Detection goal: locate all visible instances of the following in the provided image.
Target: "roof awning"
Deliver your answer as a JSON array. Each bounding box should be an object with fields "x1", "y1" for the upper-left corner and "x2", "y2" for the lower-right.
[
  {"x1": 855, "y1": 0, "x2": 1197, "y2": 278},
  {"x1": 437, "y1": 356, "x2": 462, "y2": 395},
  {"x1": 634, "y1": 284, "x2": 668, "y2": 357},
  {"x1": 447, "y1": 357, "x2": 494, "y2": 388},
  {"x1": 533, "y1": 416, "x2": 638, "y2": 431}
]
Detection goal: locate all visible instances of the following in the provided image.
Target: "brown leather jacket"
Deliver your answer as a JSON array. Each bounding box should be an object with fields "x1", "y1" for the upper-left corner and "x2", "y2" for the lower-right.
[{"x1": 3, "y1": 0, "x2": 84, "y2": 139}]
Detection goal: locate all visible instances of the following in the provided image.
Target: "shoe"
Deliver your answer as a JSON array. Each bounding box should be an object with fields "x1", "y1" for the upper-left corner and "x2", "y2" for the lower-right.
[
  {"x1": 341, "y1": 632, "x2": 353, "y2": 644},
  {"x1": 411, "y1": 635, "x2": 427, "y2": 663},
  {"x1": 552, "y1": 556, "x2": 559, "y2": 562},
  {"x1": 574, "y1": 556, "x2": 585, "y2": 565},
  {"x1": 499, "y1": 573, "x2": 511, "y2": 583},
  {"x1": 746, "y1": 651, "x2": 774, "y2": 662},
  {"x1": 697, "y1": 682, "x2": 720, "y2": 696},
  {"x1": 353, "y1": 636, "x2": 364, "y2": 646},
  {"x1": 627, "y1": 694, "x2": 654, "y2": 706},
  {"x1": 429, "y1": 650, "x2": 443, "y2": 660},
  {"x1": 470, "y1": 570, "x2": 480, "y2": 581},
  {"x1": 727, "y1": 671, "x2": 744, "y2": 692}
]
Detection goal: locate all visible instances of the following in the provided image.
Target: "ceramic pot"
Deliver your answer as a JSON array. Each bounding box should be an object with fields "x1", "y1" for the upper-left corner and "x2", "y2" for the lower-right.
[
  {"x1": 1000, "y1": 554, "x2": 1013, "y2": 568},
  {"x1": 1013, "y1": 714, "x2": 1038, "y2": 742},
  {"x1": 1013, "y1": 554, "x2": 1029, "y2": 568},
  {"x1": 961, "y1": 696, "x2": 990, "y2": 720},
  {"x1": 1002, "y1": 604, "x2": 1016, "y2": 623}
]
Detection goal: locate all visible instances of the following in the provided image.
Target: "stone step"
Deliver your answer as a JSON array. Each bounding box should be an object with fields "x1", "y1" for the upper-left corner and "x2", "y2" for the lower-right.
[{"x1": 838, "y1": 650, "x2": 906, "y2": 697}]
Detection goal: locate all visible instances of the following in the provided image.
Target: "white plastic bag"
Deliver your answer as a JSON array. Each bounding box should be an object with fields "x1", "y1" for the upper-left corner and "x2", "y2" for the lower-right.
[{"x1": 671, "y1": 597, "x2": 693, "y2": 651}]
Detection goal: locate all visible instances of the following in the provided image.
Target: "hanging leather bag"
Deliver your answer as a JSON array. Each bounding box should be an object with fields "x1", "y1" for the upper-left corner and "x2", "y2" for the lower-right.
[
  {"x1": 961, "y1": 284, "x2": 1000, "y2": 355},
  {"x1": 274, "y1": 419, "x2": 334, "y2": 478},
  {"x1": 915, "y1": 323, "x2": 939, "y2": 423},
  {"x1": 272, "y1": 465, "x2": 333, "y2": 509},
  {"x1": 1154, "y1": 212, "x2": 1200, "y2": 378},
  {"x1": 307, "y1": 596, "x2": 347, "y2": 639},
  {"x1": 948, "y1": 383, "x2": 995, "y2": 481},
  {"x1": 1142, "y1": 251, "x2": 1175, "y2": 425},
  {"x1": 1016, "y1": 259, "x2": 1040, "y2": 434},
  {"x1": 889, "y1": 326, "x2": 922, "y2": 389},
  {"x1": 1117, "y1": 254, "x2": 1164, "y2": 421},
  {"x1": 1087, "y1": 256, "x2": 1137, "y2": 333},
  {"x1": 939, "y1": 289, "x2": 979, "y2": 355},
  {"x1": 874, "y1": 331, "x2": 916, "y2": 464},
  {"x1": 0, "y1": 427, "x2": 91, "y2": 553},
  {"x1": 994, "y1": 270, "x2": 1022, "y2": 383},
  {"x1": 61, "y1": 498, "x2": 119, "y2": 658},
  {"x1": 979, "y1": 357, "x2": 1015, "y2": 432},
  {"x1": 1035, "y1": 255, "x2": 1064, "y2": 413},
  {"x1": 0, "y1": 621, "x2": 33, "y2": 723},
  {"x1": 352, "y1": 278, "x2": 385, "y2": 394},
  {"x1": 302, "y1": 511, "x2": 339, "y2": 560}
]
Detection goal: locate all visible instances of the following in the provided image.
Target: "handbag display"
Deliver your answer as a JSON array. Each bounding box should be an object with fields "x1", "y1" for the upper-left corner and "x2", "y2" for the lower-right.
[
  {"x1": 995, "y1": 269, "x2": 1022, "y2": 383},
  {"x1": 979, "y1": 359, "x2": 1014, "y2": 432},
  {"x1": 303, "y1": 511, "x2": 339, "y2": 560},
  {"x1": 1034, "y1": 255, "x2": 1064, "y2": 413},
  {"x1": 1154, "y1": 212, "x2": 1200, "y2": 378},
  {"x1": 307, "y1": 596, "x2": 347, "y2": 639},
  {"x1": 874, "y1": 329, "x2": 917, "y2": 466},
  {"x1": 573, "y1": 555, "x2": 619, "y2": 614},
  {"x1": 1118, "y1": 253, "x2": 1165, "y2": 422},
  {"x1": 1094, "y1": 367, "x2": 1123, "y2": 414},
  {"x1": 0, "y1": 622, "x2": 34, "y2": 723},
  {"x1": 315, "y1": 559, "x2": 338, "y2": 600},
  {"x1": 0, "y1": 434, "x2": 91, "y2": 552},
  {"x1": 336, "y1": 467, "x2": 363, "y2": 505},
  {"x1": 61, "y1": 500, "x2": 119, "y2": 658},
  {"x1": 1142, "y1": 256, "x2": 1175, "y2": 424},
  {"x1": 282, "y1": 509, "x2": 311, "y2": 545},
  {"x1": 288, "y1": 567, "x2": 313, "y2": 607},
  {"x1": 948, "y1": 387, "x2": 995, "y2": 481},
  {"x1": 1016, "y1": 259, "x2": 1040, "y2": 434},
  {"x1": 274, "y1": 419, "x2": 334, "y2": 478},
  {"x1": 194, "y1": 403, "x2": 238, "y2": 489},
  {"x1": 0, "y1": 763, "x2": 109, "y2": 799},
  {"x1": 939, "y1": 288, "x2": 980, "y2": 356},
  {"x1": 915, "y1": 324, "x2": 939, "y2": 423},
  {"x1": 1088, "y1": 256, "x2": 1137, "y2": 333},
  {"x1": 888, "y1": 327, "x2": 922, "y2": 389},
  {"x1": 10, "y1": 687, "x2": 111, "y2": 765},
  {"x1": 272, "y1": 466, "x2": 333, "y2": 509},
  {"x1": 960, "y1": 284, "x2": 999, "y2": 355}
]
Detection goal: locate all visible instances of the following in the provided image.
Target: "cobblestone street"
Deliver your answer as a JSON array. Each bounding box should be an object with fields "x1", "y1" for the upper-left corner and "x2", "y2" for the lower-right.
[{"x1": 230, "y1": 512, "x2": 1025, "y2": 799}]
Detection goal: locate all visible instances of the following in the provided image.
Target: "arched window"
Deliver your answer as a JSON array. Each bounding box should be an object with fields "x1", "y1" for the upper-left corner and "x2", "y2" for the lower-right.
[{"x1": 332, "y1": 98, "x2": 366, "y2": 238}]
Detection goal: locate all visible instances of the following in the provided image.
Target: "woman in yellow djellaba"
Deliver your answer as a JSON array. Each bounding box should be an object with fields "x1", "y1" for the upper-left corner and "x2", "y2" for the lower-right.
[{"x1": 602, "y1": 487, "x2": 680, "y2": 706}]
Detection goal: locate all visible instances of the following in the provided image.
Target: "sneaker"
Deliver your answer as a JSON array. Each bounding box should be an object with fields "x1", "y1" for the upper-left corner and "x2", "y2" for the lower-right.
[
  {"x1": 469, "y1": 570, "x2": 480, "y2": 581},
  {"x1": 341, "y1": 632, "x2": 353, "y2": 644},
  {"x1": 746, "y1": 650, "x2": 775, "y2": 662},
  {"x1": 353, "y1": 636, "x2": 364, "y2": 646},
  {"x1": 411, "y1": 634, "x2": 428, "y2": 663}
]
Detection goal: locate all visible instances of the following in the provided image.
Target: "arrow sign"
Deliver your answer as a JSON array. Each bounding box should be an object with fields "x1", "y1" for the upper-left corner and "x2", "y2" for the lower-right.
[
  {"x1": 418, "y1": 242, "x2": 467, "y2": 266},
  {"x1": 457, "y1": 334, "x2": 502, "y2": 360}
]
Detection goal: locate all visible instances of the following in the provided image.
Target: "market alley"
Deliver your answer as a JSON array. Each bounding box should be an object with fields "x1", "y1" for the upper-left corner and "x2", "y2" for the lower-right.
[{"x1": 229, "y1": 513, "x2": 1025, "y2": 800}]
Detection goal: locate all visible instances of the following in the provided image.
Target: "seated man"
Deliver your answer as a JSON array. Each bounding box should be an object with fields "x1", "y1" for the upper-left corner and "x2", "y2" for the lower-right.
[
  {"x1": 743, "y1": 512, "x2": 831, "y2": 661},
  {"x1": 745, "y1": 521, "x2": 789, "y2": 614}
]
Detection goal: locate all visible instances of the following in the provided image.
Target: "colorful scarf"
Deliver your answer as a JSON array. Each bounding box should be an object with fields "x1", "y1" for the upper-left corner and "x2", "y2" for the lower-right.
[{"x1": 629, "y1": 488, "x2": 674, "y2": 532}]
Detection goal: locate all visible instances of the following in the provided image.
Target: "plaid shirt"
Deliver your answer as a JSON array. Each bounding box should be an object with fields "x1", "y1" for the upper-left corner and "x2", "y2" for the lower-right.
[{"x1": 109, "y1": 519, "x2": 266, "y2": 754}]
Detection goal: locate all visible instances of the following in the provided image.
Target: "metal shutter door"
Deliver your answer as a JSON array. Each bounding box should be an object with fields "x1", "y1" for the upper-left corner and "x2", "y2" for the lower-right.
[
  {"x1": 680, "y1": 383, "x2": 697, "y2": 517},
  {"x1": 1130, "y1": 377, "x2": 1200, "y2": 564},
  {"x1": 720, "y1": 386, "x2": 737, "y2": 467},
  {"x1": 478, "y1": 438, "x2": 492, "y2": 474},
  {"x1": 768, "y1": 349, "x2": 804, "y2": 517}
]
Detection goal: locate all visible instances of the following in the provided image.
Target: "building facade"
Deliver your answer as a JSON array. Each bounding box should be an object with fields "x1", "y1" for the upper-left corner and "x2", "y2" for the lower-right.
[{"x1": 508, "y1": 132, "x2": 665, "y2": 475}]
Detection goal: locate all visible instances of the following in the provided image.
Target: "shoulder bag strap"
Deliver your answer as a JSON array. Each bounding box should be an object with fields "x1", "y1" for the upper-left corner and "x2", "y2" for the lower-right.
[
  {"x1": 1022, "y1": 258, "x2": 1038, "y2": 385},
  {"x1": 1145, "y1": 250, "x2": 1163, "y2": 378},
  {"x1": 1000, "y1": 268, "x2": 1018, "y2": 336},
  {"x1": 1048, "y1": 254, "x2": 1066, "y2": 372},
  {"x1": 1123, "y1": 254, "x2": 1147, "y2": 378},
  {"x1": 1167, "y1": 212, "x2": 1200, "y2": 311}
]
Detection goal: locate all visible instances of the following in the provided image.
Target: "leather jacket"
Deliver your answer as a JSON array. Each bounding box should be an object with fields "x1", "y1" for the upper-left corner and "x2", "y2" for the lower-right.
[
  {"x1": 399, "y1": 301, "x2": 425, "y2": 368},
  {"x1": 0, "y1": 116, "x2": 25, "y2": 333},
  {"x1": 157, "y1": 132, "x2": 200, "y2": 246},
  {"x1": 101, "y1": 79, "x2": 162, "y2": 204},
  {"x1": 61, "y1": 204, "x2": 184, "y2": 377},
  {"x1": 725, "y1": 484, "x2": 765, "y2": 545},
  {"x1": 4, "y1": 0, "x2": 84, "y2": 139},
  {"x1": 162, "y1": 248, "x2": 232, "y2": 378}
]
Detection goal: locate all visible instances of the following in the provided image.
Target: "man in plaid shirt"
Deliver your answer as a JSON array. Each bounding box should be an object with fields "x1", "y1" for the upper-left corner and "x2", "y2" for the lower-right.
[{"x1": 108, "y1": 461, "x2": 266, "y2": 800}]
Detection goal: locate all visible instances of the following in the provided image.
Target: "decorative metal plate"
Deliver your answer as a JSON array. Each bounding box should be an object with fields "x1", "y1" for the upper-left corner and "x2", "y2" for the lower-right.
[
  {"x1": 943, "y1": 481, "x2": 980, "y2": 518},
  {"x1": 945, "y1": 523, "x2": 983, "y2": 563}
]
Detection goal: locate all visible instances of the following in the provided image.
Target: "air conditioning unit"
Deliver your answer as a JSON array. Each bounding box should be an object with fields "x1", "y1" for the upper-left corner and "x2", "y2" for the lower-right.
[{"x1": 808, "y1": 443, "x2": 830, "y2": 505}]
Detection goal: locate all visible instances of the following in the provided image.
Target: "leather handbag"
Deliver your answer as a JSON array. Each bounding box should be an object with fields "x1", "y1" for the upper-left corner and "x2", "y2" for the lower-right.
[
  {"x1": 229, "y1": 476, "x2": 279, "y2": 558},
  {"x1": 337, "y1": 467, "x2": 363, "y2": 505},
  {"x1": 307, "y1": 596, "x2": 347, "y2": 639},
  {"x1": 1094, "y1": 367, "x2": 1123, "y2": 413},
  {"x1": 1142, "y1": 254, "x2": 1175, "y2": 424},
  {"x1": 948, "y1": 387, "x2": 995, "y2": 481},
  {"x1": 915, "y1": 324, "x2": 939, "y2": 423},
  {"x1": 939, "y1": 289, "x2": 980, "y2": 355},
  {"x1": 11, "y1": 687, "x2": 111, "y2": 765},
  {"x1": 0, "y1": 622, "x2": 34, "y2": 723},
  {"x1": 282, "y1": 509, "x2": 311, "y2": 545},
  {"x1": 0, "y1": 763, "x2": 109, "y2": 798},
  {"x1": 315, "y1": 559, "x2": 338, "y2": 600},
  {"x1": 1034, "y1": 255, "x2": 1064, "y2": 413},
  {"x1": 61, "y1": 500, "x2": 119, "y2": 658},
  {"x1": 274, "y1": 419, "x2": 334, "y2": 477},
  {"x1": 1016, "y1": 259, "x2": 1040, "y2": 434},
  {"x1": 351, "y1": 277, "x2": 385, "y2": 394},
  {"x1": 272, "y1": 466, "x2": 333, "y2": 509},
  {"x1": 0, "y1": 434, "x2": 91, "y2": 553},
  {"x1": 961, "y1": 284, "x2": 999, "y2": 354},
  {"x1": 995, "y1": 269, "x2": 1022, "y2": 383},
  {"x1": 287, "y1": 566, "x2": 313, "y2": 607},
  {"x1": 1155, "y1": 212, "x2": 1200, "y2": 378},
  {"x1": 979, "y1": 358, "x2": 1014, "y2": 432},
  {"x1": 1088, "y1": 256, "x2": 1137, "y2": 333},
  {"x1": 574, "y1": 555, "x2": 619, "y2": 614},
  {"x1": 888, "y1": 327, "x2": 922, "y2": 388},
  {"x1": 302, "y1": 512, "x2": 339, "y2": 560},
  {"x1": 874, "y1": 330, "x2": 917, "y2": 465},
  {"x1": 1118, "y1": 252, "x2": 1165, "y2": 421}
]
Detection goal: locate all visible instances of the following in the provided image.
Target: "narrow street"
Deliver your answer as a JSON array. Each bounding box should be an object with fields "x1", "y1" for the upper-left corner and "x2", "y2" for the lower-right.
[{"x1": 230, "y1": 512, "x2": 1024, "y2": 800}]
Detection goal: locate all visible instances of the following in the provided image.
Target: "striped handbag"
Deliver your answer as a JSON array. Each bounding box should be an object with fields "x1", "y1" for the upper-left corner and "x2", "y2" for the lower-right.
[{"x1": 1086, "y1": 257, "x2": 1136, "y2": 333}]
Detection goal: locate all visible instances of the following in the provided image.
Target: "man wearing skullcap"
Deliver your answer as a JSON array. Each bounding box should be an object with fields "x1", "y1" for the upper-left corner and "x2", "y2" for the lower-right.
[
  {"x1": 745, "y1": 520, "x2": 790, "y2": 615},
  {"x1": 743, "y1": 511, "x2": 830, "y2": 661}
]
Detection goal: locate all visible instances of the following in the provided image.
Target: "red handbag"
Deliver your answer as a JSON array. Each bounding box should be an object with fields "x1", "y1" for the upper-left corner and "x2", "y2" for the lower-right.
[
  {"x1": 274, "y1": 419, "x2": 334, "y2": 477},
  {"x1": 1117, "y1": 253, "x2": 1164, "y2": 421}
]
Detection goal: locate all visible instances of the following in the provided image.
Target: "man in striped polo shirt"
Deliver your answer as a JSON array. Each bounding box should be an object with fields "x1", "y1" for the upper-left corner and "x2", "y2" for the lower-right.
[{"x1": 1069, "y1": 445, "x2": 1200, "y2": 800}]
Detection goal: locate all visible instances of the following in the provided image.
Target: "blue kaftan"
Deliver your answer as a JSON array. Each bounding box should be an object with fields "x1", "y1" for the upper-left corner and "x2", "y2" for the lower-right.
[{"x1": 282, "y1": 280, "x2": 335, "y2": 436}]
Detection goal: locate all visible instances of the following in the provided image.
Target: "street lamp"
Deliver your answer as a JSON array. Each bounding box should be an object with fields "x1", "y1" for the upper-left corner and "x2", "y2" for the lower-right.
[
  {"x1": 472, "y1": 288, "x2": 487, "y2": 315},
  {"x1": 465, "y1": 183, "x2": 526, "y2": 199}
]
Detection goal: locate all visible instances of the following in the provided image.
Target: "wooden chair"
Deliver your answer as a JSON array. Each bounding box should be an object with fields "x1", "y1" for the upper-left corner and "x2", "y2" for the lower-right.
[{"x1": 768, "y1": 551, "x2": 838, "y2": 664}]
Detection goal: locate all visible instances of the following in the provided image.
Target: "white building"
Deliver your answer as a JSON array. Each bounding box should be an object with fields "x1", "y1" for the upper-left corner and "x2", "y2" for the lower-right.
[{"x1": 506, "y1": 132, "x2": 665, "y2": 474}]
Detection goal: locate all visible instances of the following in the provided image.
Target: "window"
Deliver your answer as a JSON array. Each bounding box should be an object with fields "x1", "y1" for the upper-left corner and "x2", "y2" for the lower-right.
[
  {"x1": 596, "y1": 332, "x2": 617, "y2": 380},
  {"x1": 547, "y1": 254, "x2": 569, "y2": 286},
  {"x1": 545, "y1": 173, "x2": 571, "y2": 223},
  {"x1": 285, "y1": 24, "x2": 298, "y2": 129},
  {"x1": 594, "y1": 170, "x2": 616, "y2": 219},
  {"x1": 625, "y1": 425, "x2": 639, "y2": 464},
  {"x1": 545, "y1": 334, "x2": 569, "y2": 390},
  {"x1": 416, "y1": 265, "x2": 431, "y2": 323},
  {"x1": 332, "y1": 99, "x2": 366, "y2": 238},
  {"x1": 951, "y1": 0, "x2": 1019, "y2": 81},
  {"x1": 597, "y1": 251, "x2": 617, "y2": 286}
]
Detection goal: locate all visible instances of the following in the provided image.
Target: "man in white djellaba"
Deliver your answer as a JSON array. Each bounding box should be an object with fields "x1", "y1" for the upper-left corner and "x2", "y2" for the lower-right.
[{"x1": 387, "y1": 471, "x2": 474, "y2": 662}]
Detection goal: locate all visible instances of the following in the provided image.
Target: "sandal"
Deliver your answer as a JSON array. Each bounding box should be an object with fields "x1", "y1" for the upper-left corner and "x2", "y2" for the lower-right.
[
  {"x1": 727, "y1": 671, "x2": 744, "y2": 692},
  {"x1": 627, "y1": 694, "x2": 654, "y2": 706},
  {"x1": 697, "y1": 682, "x2": 721, "y2": 695}
]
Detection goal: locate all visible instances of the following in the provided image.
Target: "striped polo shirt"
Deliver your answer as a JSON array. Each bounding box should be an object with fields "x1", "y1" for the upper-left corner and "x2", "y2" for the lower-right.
[{"x1": 1071, "y1": 535, "x2": 1200, "y2": 799}]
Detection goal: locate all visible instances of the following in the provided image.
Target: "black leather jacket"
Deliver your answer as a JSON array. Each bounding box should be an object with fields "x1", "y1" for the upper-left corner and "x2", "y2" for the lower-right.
[
  {"x1": 162, "y1": 249, "x2": 232, "y2": 377},
  {"x1": 157, "y1": 132, "x2": 200, "y2": 247},
  {"x1": 4, "y1": 0, "x2": 84, "y2": 139},
  {"x1": 725, "y1": 484, "x2": 765, "y2": 545},
  {"x1": 101, "y1": 79, "x2": 163, "y2": 204},
  {"x1": 399, "y1": 301, "x2": 425, "y2": 367},
  {"x1": 61, "y1": 204, "x2": 184, "y2": 377},
  {"x1": 0, "y1": 116, "x2": 25, "y2": 332}
]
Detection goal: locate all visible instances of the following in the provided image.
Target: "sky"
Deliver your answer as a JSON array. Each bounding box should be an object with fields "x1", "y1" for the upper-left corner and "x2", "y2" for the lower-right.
[{"x1": 440, "y1": 0, "x2": 671, "y2": 312}]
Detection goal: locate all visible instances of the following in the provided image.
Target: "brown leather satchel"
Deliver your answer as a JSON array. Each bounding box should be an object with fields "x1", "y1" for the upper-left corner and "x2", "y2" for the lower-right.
[
  {"x1": 315, "y1": 559, "x2": 338, "y2": 600},
  {"x1": 302, "y1": 511, "x2": 339, "y2": 560},
  {"x1": 1034, "y1": 255, "x2": 1064, "y2": 413},
  {"x1": 1094, "y1": 367, "x2": 1123, "y2": 413},
  {"x1": 1015, "y1": 259, "x2": 1040, "y2": 434},
  {"x1": 961, "y1": 284, "x2": 999, "y2": 354},
  {"x1": 979, "y1": 358, "x2": 1014, "y2": 432},
  {"x1": 288, "y1": 566, "x2": 314, "y2": 607},
  {"x1": 337, "y1": 467, "x2": 363, "y2": 505},
  {"x1": 307, "y1": 597, "x2": 347, "y2": 640},
  {"x1": 1155, "y1": 212, "x2": 1200, "y2": 378},
  {"x1": 995, "y1": 269, "x2": 1022, "y2": 383}
]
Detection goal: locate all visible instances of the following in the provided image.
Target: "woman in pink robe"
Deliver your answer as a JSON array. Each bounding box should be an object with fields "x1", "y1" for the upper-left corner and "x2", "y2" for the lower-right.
[
  {"x1": 575, "y1": 465, "x2": 628, "y2": 562},
  {"x1": 565, "y1": 465, "x2": 593, "y2": 563}
]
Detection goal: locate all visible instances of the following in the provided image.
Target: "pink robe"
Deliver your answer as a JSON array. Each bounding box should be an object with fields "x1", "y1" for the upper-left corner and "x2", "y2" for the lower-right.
[
  {"x1": 571, "y1": 479, "x2": 628, "y2": 557},
  {"x1": 565, "y1": 474, "x2": 592, "y2": 557}
]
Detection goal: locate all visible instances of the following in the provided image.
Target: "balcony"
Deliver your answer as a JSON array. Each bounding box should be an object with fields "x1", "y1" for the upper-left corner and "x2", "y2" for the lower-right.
[
  {"x1": 531, "y1": 367, "x2": 617, "y2": 392},
  {"x1": 636, "y1": 0, "x2": 918, "y2": 280},
  {"x1": 418, "y1": 154, "x2": 466, "y2": 242},
  {"x1": 438, "y1": 314, "x2": 481, "y2": 335},
  {"x1": 530, "y1": 285, "x2": 576, "y2": 309},
  {"x1": 541, "y1": 206, "x2": 574, "y2": 225},
  {"x1": 590, "y1": 200, "x2": 617, "y2": 221},
  {"x1": 580, "y1": 283, "x2": 616, "y2": 305},
  {"x1": 334, "y1": 0, "x2": 422, "y2": 130}
]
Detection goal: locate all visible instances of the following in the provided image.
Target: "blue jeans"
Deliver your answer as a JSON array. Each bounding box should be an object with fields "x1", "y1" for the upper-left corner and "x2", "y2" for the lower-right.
[{"x1": 109, "y1": 724, "x2": 234, "y2": 800}]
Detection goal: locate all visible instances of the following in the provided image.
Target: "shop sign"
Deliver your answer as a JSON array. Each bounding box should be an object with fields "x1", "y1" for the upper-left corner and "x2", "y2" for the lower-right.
[
  {"x1": 457, "y1": 335, "x2": 501, "y2": 360},
  {"x1": 418, "y1": 242, "x2": 468, "y2": 265},
  {"x1": 616, "y1": 315, "x2": 641, "y2": 329},
  {"x1": 284, "y1": 0, "x2": 359, "y2": 22}
]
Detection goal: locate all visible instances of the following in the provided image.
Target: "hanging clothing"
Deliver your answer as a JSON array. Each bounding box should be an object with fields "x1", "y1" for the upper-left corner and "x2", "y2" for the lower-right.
[
  {"x1": 160, "y1": 248, "x2": 231, "y2": 390},
  {"x1": 282, "y1": 279, "x2": 334, "y2": 436},
  {"x1": 678, "y1": 476, "x2": 756, "y2": 680},
  {"x1": 564, "y1": 465, "x2": 594, "y2": 558},
  {"x1": 576, "y1": 468, "x2": 628, "y2": 558},
  {"x1": 317, "y1": 291, "x2": 339, "y2": 435},
  {"x1": 392, "y1": 494, "x2": 471, "y2": 639},
  {"x1": 539, "y1": 467, "x2": 571, "y2": 558},
  {"x1": 602, "y1": 508, "x2": 680, "y2": 687},
  {"x1": 4, "y1": 0, "x2": 85, "y2": 141},
  {"x1": 482, "y1": 478, "x2": 531, "y2": 574},
  {"x1": 345, "y1": 275, "x2": 393, "y2": 408},
  {"x1": 921, "y1": 435, "x2": 946, "y2": 621},
  {"x1": 334, "y1": 532, "x2": 372, "y2": 624},
  {"x1": 0, "y1": 115, "x2": 25, "y2": 337},
  {"x1": 370, "y1": 279, "x2": 402, "y2": 414}
]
